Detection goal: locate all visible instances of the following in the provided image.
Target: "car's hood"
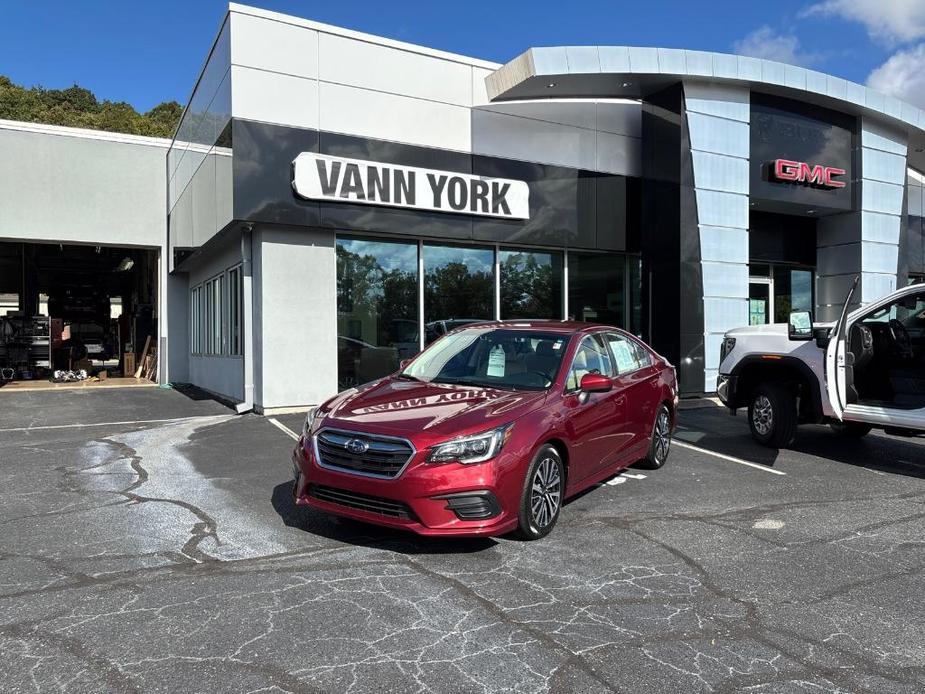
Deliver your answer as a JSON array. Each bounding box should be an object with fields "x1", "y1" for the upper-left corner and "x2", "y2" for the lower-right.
[{"x1": 320, "y1": 377, "x2": 548, "y2": 440}]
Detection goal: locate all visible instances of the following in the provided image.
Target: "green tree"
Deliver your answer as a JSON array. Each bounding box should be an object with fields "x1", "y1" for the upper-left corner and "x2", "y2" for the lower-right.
[{"x1": 0, "y1": 75, "x2": 181, "y2": 138}]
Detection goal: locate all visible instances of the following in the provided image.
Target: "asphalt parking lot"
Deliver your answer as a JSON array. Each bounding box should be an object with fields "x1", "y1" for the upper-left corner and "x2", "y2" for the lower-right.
[{"x1": 0, "y1": 387, "x2": 923, "y2": 693}]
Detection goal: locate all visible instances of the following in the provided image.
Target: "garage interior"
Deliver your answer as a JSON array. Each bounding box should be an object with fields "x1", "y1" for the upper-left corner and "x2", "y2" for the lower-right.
[{"x1": 0, "y1": 241, "x2": 159, "y2": 389}]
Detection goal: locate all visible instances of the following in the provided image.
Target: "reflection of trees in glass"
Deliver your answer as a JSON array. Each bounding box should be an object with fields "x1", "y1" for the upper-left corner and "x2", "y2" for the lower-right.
[
  {"x1": 336, "y1": 242, "x2": 417, "y2": 346},
  {"x1": 425, "y1": 261, "x2": 493, "y2": 320},
  {"x1": 500, "y1": 253, "x2": 558, "y2": 319}
]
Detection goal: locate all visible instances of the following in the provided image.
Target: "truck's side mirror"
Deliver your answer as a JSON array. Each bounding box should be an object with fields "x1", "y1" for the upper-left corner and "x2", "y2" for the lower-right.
[{"x1": 788, "y1": 311, "x2": 813, "y2": 341}]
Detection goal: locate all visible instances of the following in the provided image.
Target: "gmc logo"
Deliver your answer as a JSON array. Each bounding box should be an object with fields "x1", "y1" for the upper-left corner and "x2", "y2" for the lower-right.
[{"x1": 772, "y1": 159, "x2": 847, "y2": 189}]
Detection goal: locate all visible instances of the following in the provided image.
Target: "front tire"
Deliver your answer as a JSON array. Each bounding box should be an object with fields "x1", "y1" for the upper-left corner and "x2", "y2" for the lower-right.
[
  {"x1": 516, "y1": 444, "x2": 564, "y2": 540},
  {"x1": 748, "y1": 383, "x2": 798, "y2": 448},
  {"x1": 637, "y1": 404, "x2": 672, "y2": 470}
]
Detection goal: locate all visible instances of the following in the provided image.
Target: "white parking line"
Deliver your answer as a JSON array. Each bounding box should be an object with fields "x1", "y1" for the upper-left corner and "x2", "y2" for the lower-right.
[
  {"x1": 0, "y1": 416, "x2": 210, "y2": 433},
  {"x1": 268, "y1": 418, "x2": 300, "y2": 441},
  {"x1": 673, "y1": 440, "x2": 787, "y2": 476}
]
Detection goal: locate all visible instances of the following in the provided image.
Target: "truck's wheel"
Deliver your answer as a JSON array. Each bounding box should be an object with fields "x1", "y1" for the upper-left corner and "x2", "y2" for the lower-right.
[
  {"x1": 748, "y1": 383, "x2": 798, "y2": 448},
  {"x1": 830, "y1": 422, "x2": 872, "y2": 438}
]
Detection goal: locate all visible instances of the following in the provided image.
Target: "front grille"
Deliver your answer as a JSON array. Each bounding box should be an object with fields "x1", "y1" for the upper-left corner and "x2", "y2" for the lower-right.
[
  {"x1": 315, "y1": 429, "x2": 414, "y2": 479},
  {"x1": 309, "y1": 484, "x2": 413, "y2": 519}
]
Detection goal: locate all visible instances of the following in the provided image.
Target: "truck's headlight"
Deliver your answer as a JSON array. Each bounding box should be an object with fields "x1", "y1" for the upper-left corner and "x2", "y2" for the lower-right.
[
  {"x1": 720, "y1": 337, "x2": 736, "y2": 362},
  {"x1": 427, "y1": 425, "x2": 513, "y2": 465}
]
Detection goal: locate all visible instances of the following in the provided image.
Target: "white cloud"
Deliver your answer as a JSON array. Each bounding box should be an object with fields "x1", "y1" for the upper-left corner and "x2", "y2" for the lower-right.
[
  {"x1": 803, "y1": 0, "x2": 925, "y2": 45},
  {"x1": 732, "y1": 26, "x2": 817, "y2": 66},
  {"x1": 867, "y1": 43, "x2": 925, "y2": 108}
]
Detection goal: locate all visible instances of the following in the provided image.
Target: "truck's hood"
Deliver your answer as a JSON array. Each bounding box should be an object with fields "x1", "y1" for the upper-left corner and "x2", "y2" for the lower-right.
[{"x1": 725, "y1": 321, "x2": 834, "y2": 338}]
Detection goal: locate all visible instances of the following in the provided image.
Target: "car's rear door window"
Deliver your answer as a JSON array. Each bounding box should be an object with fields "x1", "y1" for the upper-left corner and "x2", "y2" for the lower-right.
[{"x1": 605, "y1": 333, "x2": 650, "y2": 375}]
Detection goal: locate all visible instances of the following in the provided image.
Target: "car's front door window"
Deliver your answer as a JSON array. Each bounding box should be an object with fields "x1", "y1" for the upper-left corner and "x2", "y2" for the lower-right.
[{"x1": 565, "y1": 334, "x2": 614, "y2": 391}]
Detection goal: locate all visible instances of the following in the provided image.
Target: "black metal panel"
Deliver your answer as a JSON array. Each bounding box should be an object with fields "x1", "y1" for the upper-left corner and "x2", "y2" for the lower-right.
[
  {"x1": 641, "y1": 85, "x2": 689, "y2": 388},
  {"x1": 232, "y1": 119, "x2": 321, "y2": 227},
  {"x1": 229, "y1": 119, "x2": 633, "y2": 252},
  {"x1": 907, "y1": 216, "x2": 925, "y2": 275},
  {"x1": 749, "y1": 211, "x2": 818, "y2": 266},
  {"x1": 471, "y1": 157, "x2": 592, "y2": 247},
  {"x1": 751, "y1": 93, "x2": 856, "y2": 213}
]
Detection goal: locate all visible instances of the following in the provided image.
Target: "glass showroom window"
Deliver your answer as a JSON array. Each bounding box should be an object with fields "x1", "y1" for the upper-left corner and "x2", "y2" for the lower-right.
[
  {"x1": 227, "y1": 265, "x2": 243, "y2": 356},
  {"x1": 204, "y1": 274, "x2": 224, "y2": 355},
  {"x1": 568, "y1": 252, "x2": 627, "y2": 326},
  {"x1": 336, "y1": 237, "x2": 419, "y2": 390},
  {"x1": 423, "y1": 243, "x2": 495, "y2": 344},
  {"x1": 499, "y1": 248, "x2": 563, "y2": 320},
  {"x1": 773, "y1": 267, "x2": 814, "y2": 323},
  {"x1": 190, "y1": 285, "x2": 202, "y2": 355}
]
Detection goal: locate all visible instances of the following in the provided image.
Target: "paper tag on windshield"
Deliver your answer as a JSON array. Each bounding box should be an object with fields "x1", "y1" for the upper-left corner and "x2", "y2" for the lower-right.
[{"x1": 487, "y1": 345, "x2": 506, "y2": 377}]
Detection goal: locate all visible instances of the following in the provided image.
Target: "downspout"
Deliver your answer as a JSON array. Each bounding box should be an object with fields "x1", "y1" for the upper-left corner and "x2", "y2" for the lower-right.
[{"x1": 236, "y1": 225, "x2": 255, "y2": 413}]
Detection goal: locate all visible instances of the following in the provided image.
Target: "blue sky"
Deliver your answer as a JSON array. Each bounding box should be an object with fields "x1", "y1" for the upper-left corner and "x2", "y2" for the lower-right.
[{"x1": 1, "y1": 1, "x2": 924, "y2": 111}]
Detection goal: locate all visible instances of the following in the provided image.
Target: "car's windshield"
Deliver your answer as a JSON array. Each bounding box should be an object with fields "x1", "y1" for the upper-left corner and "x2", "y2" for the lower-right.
[{"x1": 401, "y1": 328, "x2": 569, "y2": 390}]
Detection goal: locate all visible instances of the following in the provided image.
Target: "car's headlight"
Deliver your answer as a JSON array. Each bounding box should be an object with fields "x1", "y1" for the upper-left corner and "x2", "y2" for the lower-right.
[
  {"x1": 302, "y1": 407, "x2": 323, "y2": 438},
  {"x1": 426, "y1": 424, "x2": 513, "y2": 465}
]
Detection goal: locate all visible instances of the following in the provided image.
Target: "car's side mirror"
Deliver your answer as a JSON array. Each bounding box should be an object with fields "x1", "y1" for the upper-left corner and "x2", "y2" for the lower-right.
[
  {"x1": 579, "y1": 373, "x2": 612, "y2": 393},
  {"x1": 788, "y1": 311, "x2": 814, "y2": 341}
]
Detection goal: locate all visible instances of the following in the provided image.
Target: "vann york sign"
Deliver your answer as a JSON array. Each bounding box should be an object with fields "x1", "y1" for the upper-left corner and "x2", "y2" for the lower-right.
[{"x1": 292, "y1": 153, "x2": 530, "y2": 220}]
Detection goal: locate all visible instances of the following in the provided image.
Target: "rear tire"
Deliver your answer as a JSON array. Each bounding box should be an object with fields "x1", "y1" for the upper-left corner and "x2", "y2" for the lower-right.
[
  {"x1": 516, "y1": 444, "x2": 564, "y2": 540},
  {"x1": 748, "y1": 383, "x2": 798, "y2": 448},
  {"x1": 637, "y1": 404, "x2": 672, "y2": 470},
  {"x1": 830, "y1": 422, "x2": 872, "y2": 438}
]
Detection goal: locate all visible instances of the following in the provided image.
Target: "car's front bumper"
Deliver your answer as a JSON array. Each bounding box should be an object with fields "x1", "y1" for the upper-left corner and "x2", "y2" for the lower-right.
[{"x1": 291, "y1": 439, "x2": 521, "y2": 537}]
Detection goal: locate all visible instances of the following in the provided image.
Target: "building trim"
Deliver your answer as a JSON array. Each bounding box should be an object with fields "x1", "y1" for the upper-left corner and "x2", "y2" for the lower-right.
[{"x1": 0, "y1": 118, "x2": 173, "y2": 149}]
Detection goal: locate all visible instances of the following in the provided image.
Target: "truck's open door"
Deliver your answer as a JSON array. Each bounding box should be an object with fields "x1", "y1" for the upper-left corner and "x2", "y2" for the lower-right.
[{"x1": 824, "y1": 275, "x2": 860, "y2": 422}]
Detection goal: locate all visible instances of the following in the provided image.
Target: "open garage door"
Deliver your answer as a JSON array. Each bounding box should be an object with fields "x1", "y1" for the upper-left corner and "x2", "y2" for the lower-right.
[{"x1": 0, "y1": 241, "x2": 159, "y2": 391}]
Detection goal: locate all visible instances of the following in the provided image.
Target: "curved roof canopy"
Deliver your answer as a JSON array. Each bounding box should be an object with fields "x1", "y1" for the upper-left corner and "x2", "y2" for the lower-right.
[{"x1": 487, "y1": 47, "x2": 925, "y2": 168}]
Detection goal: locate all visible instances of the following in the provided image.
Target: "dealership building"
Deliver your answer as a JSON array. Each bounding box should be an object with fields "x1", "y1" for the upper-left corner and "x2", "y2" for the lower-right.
[{"x1": 2, "y1": 2, "x2": 925, "y2": 410}]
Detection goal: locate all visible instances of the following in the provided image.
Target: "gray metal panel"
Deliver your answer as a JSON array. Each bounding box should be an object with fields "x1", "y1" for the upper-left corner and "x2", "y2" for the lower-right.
[{"x1": 0, "y1": 127, "x2": 167, "y2": 248}]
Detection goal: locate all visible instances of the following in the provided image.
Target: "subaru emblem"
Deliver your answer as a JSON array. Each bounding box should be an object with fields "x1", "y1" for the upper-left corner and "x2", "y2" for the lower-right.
[{"x1": 345, "y1": 438, "x2": 369, "y2": 455}]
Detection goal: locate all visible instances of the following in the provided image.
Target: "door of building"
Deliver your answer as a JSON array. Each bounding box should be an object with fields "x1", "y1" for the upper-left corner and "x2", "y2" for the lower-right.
[
  {"x1": 749, "y1": 264, "x2": 815, "y2": 325},
  {"x1": 748, "y1": 278, "x2": 772, "y2": 325}
]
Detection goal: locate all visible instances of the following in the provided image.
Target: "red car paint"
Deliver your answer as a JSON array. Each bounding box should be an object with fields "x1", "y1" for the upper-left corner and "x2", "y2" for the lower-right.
[{"x1": 292, "y1": 322, "x2": 677, "y2": 537}]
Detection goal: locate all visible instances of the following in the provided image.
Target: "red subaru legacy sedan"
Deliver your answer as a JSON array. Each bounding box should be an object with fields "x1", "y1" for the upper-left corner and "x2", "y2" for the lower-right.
[{"x1": 292, "y1": 322, "x2": 677, "y2": 539}]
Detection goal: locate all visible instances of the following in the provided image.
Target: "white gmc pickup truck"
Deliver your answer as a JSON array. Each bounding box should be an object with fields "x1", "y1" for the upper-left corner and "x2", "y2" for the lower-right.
[{"x1": 717, "y1": 278, "x2": 925, "y2": 447}]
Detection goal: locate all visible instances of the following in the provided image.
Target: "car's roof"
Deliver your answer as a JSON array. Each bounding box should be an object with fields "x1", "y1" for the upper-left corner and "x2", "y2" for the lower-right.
[{"x1": 463, "y1": 320, "x2": 623, "y2": 335}]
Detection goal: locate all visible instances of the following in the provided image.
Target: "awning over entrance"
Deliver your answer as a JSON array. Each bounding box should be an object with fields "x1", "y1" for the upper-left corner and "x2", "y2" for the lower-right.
[{"x1": 485, "y1": 46, "x2": 925, "y2": 170}]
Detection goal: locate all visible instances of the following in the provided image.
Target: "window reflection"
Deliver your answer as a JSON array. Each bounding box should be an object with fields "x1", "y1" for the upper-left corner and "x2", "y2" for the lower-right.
[
  {"x1": 568, "y1": 252, "x2": 626, "y2": 326},
  {"x1": 499, "y1": 249, "x2": 563, "y2": 320},
  {"x1": 336, "y1": 238, "x2": 419, "y2": 389},
  {"x1": 423, "y1": 244, "x2": 494, "y2": 344},
  {"x1": 773, "y1": 267, "x2": 813, "y2": 323}
]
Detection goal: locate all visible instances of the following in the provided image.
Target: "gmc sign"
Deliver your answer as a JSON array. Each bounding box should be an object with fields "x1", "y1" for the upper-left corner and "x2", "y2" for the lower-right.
[{"x1": 771, "y1": 159, "x2": 847, "y2": 189}]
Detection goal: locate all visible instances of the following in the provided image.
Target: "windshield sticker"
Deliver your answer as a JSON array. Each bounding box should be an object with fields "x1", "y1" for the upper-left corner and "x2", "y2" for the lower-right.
[{"x1": 487, "y1": 345, "x2": 506, "y2": 377}]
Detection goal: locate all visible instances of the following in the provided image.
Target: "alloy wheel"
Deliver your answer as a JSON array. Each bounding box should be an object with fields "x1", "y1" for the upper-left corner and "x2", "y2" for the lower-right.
[
  {"x1": 752, "y1": 395, "x2": 773, "y2": 436},
  {"x1": 653, "y1": 408, "x2": 671, "y2": 463},
  {"x1": 530, "y1": 456, "x2": 561, "y2": 529}
]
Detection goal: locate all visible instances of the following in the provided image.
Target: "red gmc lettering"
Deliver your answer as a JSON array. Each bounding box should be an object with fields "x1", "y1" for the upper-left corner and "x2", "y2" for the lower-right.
[{"x1": 772, "y1": 159, "x2": 846, "y2": 189}]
